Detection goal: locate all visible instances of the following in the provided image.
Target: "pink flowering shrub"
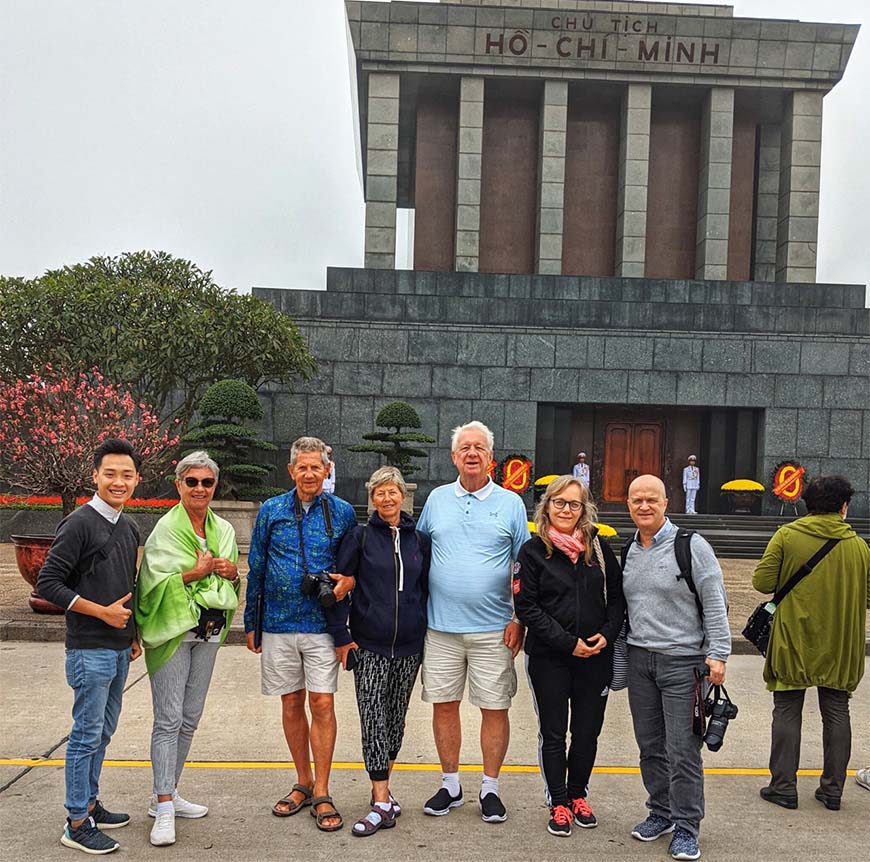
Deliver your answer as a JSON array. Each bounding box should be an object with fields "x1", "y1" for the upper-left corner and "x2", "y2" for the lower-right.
[{"x1": 0, "y1": 366, "x2": 179, "y2": 514}]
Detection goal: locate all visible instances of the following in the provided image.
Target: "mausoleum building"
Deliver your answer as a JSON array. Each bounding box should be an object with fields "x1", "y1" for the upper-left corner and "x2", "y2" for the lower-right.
[{"x1": 255, "y1": 0, "x2": 869, "y2": 515}]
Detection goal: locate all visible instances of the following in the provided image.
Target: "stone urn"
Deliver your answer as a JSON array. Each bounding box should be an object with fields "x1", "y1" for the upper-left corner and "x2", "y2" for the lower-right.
[
  {"x1": 209, "y1": 500, "x2": 260, "y2": 553},
  {"x1": 10, "y1": 534, "x2": 64, "y2": 614}
]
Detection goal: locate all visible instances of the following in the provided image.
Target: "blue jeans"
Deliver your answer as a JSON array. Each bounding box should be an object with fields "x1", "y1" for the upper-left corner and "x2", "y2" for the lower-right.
[
  {"x1": 627, "y1": 646, "x2": 708, "y2": 838},
  {"x1": 64, "y1": 647, "x2": 130, "y2": 820}
]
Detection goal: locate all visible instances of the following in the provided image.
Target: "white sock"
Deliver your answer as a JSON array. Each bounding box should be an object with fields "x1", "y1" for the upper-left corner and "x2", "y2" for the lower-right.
[
  {"x1": 441, "y1": 772, "x2": 461, "y2": 797},
  {"x1": 374, "y1": 801, "x2": 392, "y2": 812},
  {"x1": 156, "y1": 801, "x2": 174, "y2": 816},
  {"x1": 481, "y1": 774, "x2": 499, "y2": 799}
]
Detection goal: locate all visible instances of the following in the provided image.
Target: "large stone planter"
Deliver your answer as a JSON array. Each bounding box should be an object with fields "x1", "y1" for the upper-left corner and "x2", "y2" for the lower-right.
[
  {"x1": 11, "y1": 534, "x2": 64, "y2": 614},
  {"x1": 210, "y1": 500, "x2": 260, "y2": 552}
]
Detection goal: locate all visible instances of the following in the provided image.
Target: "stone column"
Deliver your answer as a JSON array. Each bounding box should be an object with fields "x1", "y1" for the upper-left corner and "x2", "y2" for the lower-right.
[
  {"x1": 455, "y1": 76, "x2": 484, "y2": 272},
  {"x1": 615, "y1": 83, "x2": 651, "y2": 278},
  {"x1": 695, "y1": 87, "x2": 734, "y2": 281},
  {"x1": 364, "y1": 72, "x2": 400, "y2": 269},
  {"x1": 776, "y1": 90, "x2": 822, "y2": 283},
  {"x1": 536, "y1": 80, "x2": 568, "y2": 275},
  {"x1": 754, "y1": 124, "x2": 781, "y2": 282}
]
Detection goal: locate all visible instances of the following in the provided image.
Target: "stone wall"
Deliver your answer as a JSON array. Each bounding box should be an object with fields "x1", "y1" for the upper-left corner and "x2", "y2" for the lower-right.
[{"x1": 252, "y1": 268, "x2": 869, "y2": 516}]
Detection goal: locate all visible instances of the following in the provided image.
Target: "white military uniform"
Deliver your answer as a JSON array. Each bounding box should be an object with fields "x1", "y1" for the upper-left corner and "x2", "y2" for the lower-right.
[
  {"x1": 572, "y1": 462, "x2": 590, "y2": 487},
  {"x1": 682, "y1": 463, "x2": 700, "y2": 514}
]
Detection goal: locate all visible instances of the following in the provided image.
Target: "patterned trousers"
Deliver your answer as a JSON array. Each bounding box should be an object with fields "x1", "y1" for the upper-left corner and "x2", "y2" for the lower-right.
[{"x1": 354, "y1": 649, "x2": 421, "y2": 781}]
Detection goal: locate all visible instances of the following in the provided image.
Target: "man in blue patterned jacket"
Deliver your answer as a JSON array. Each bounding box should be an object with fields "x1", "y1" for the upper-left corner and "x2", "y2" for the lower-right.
[{"x1": 245, "y1": 436, "x2": 356, "y2": 831}]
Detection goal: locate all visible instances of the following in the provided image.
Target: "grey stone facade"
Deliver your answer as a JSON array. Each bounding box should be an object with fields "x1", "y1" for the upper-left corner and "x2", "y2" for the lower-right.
[{"x1": 253, "y1": 270, "x2": 870, "y2": 517}]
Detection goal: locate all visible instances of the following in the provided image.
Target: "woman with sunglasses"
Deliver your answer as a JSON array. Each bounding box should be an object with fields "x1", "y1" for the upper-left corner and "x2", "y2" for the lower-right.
[
  {"x1": 513, "y1": 475, "x2": 624, "y2": 838},
  {"x1": 134, "y1": 451, "x2": 240, "y2": 847}
]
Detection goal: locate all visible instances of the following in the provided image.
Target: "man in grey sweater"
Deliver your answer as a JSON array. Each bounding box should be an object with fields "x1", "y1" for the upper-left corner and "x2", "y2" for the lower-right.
[{"x1": 621, "y1": 475, "x2": 730, "y2": 862}]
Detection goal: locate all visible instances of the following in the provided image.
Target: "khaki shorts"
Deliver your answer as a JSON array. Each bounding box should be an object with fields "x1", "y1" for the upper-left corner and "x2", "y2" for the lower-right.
[
  {"x1": 421, "y1": 628, "x2": 517, "y2": 710},
  {"x1": 260, "y1": 632, "x2": 339, "y2": 696}
]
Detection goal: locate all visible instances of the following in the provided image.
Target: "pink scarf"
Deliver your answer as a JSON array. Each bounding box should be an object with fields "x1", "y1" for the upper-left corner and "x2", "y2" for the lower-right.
[{"x1": 548, "y1": 526, "x2": 586, "y2": 564}]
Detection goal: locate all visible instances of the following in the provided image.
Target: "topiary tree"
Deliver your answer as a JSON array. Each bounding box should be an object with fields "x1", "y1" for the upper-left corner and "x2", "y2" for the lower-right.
[
  {"x1": 180, "y1": 380, "x2": 282, "y2": 500},
  {"x1": 350, "y1": 401, "x2": 434, "y2": 478}
]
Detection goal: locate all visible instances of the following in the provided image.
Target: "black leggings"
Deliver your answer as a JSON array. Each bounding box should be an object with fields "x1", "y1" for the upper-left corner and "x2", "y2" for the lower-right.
[
  {"x1": 526, "y1": 652, "x2": 609, "y2": 806},
  {"x1": 354, "y1": 649, "x2": 421, "y2": 781}
]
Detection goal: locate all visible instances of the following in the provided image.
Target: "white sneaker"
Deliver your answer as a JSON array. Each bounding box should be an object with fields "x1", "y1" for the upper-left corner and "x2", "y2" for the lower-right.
[
  {"x1": 857, "y1": 767, "x2": 870, "y2": 791},
  {"x1": 149, "y1": 811, "x2": 176, "y2": 846},
  {"x1": 148, "y1": 793, "x2": 208, "y2": 819}
]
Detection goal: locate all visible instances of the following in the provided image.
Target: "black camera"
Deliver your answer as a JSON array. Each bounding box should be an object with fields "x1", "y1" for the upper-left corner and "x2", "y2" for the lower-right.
[
  {"x1": 300, "y1": 572, "x2": 337, "y2": 608},
  {"x1": 703, "y1": 684, "x2": 738, "y2": 752}
]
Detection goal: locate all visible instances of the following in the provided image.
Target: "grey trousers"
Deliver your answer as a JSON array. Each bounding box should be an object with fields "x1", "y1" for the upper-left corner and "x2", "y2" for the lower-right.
[
  {"x1": 769, "y1": 687, "x2": 851, "y2": 799},
  {"x1": 627, "y1": 646, "x2": 709, "y2": 838},
  {"x1": 149, "y1": 640, "x2": 220, "y2": 795}
]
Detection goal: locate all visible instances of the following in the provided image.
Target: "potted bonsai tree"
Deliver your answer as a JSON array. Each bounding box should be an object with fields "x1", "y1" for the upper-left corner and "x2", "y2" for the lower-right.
[
  {"x1": 350, "y1": 401, "x2": 435, "y2": 511},
  {"x1": 179, "y1": 379, "x2": 282, "y2": 548}
]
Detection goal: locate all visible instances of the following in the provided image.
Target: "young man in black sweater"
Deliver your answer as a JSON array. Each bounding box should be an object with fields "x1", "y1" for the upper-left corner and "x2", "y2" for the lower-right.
[{"x1": 38, "y1": 439, "x2": 143, "y2": 855}]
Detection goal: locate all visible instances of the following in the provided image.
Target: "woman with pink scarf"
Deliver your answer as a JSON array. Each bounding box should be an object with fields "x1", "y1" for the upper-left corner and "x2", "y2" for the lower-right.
[{"x1": 512, "y1": 475, "x2": 625, "y2": 839}]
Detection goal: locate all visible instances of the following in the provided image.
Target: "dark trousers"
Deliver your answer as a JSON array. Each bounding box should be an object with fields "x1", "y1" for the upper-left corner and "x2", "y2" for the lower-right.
[
  {"x1": 525, "y1": 652, "x2": 609, "y2": 806},
  {"x1": 354, "y1": 649, "x2": 421, "y2": 782},
  {"x1": 769, "y1": 687, "x2": 851, "y2": 799},
  {"x1": 627, "y1": 647, "x2": 708, "y2": 838}
]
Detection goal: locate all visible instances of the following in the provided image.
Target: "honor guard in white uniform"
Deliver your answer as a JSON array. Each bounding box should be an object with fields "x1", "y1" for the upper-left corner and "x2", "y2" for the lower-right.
[
  {"x1": 572, "y1": 452, "x2": 590, "y2": 488},
  {"x1": 682, "y1": 455, "x2": 700, "y2": 514}
]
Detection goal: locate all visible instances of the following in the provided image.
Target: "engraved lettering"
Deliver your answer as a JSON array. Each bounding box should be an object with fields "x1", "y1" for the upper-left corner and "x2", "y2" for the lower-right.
[
  {"x1": 638, "y1": 39, "x2": 659, "y2": 61},
  {"x1": 647, "y1": 21, "x2": 659, "y2": 33},
  {"x1": 676, "y1": 41, "x2": 695, "y2": 63},
  {"x1": 700, "y1": 42, "x2": 720, "y2": 64},
  {"x1": 565, "y1": 17, "x2": 577, "y2": 31},
  {"x1": 556, "y1": 36, "x2": 572, "y2": 58},
  {"x1": 576, "y1": 37, "x2": 596, "y2": 58},
  {"x1": 664, "y1": 35, "x2": 672, "y2": 62},
  {"x1": 485, "y1": 32, "x2": 504, "y2": 55},
  {"x1": 508, "y1": 31, "x2": 529, "y2": 56},
  {"x1": 632, "y1": 20, "x2": 642, "y2": 32},
  {"x1": 581, "y1": 15, "x2": 593, "y2": 31},
  {"x1": 612, "y1": 18, "x2": 622, "y2": 32},
  {"x1": 551, "y1": 16, "x2": 561, "y2": 29}
]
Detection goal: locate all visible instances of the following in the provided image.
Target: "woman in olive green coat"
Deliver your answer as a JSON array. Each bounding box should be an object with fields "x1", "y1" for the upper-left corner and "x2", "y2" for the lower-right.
[{"x1": 752, "y1": 475, "x2": 869, "y2": 811}]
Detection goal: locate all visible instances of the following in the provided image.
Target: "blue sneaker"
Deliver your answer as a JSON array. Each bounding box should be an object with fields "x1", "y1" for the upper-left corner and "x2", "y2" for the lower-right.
[
  {"x1": 669, "y1": 827, "x2": 701, "y2": 861},
  {"x1": 631, "y1": 813, "x2": 675, "y2": 841},
  {"x1": 61, "y1": 816, "x2": 120, "y2": 855}
]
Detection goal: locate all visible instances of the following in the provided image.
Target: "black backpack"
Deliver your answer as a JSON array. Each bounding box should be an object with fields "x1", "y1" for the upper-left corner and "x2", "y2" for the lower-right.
[{"x1": 620, "y1": 528, "x2": 704, "y2": 621}]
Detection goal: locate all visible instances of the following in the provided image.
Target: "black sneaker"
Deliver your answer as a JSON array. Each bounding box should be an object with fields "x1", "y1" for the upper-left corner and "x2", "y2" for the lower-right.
[
  {"x1": 570, "y1": 797, "x2": 598, "y2": 828},
  {"x1": 547, "y1": 804, "x2": 572, "y2": 837},
  {"x1": 423, "y1": 786, "x2": 464, "y2": 816},
  {"x1": 760, "y1": 786, "x2": 798, "y2": 809},
  {"x1": 90, "y1": 800, "x2": 130, "y2": 830},
  {"x1": 61, "y1": 816, "x2": 120, "y2": 855},
  {"x1": 478, "y1": 792, "x2": 507, "y2": 823},
  {"x1": 814, "y1": 787, "x2": 840, "y2": 811}
]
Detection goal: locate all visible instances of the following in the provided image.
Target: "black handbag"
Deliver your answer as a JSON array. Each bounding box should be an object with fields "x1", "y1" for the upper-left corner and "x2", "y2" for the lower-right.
[
  {"x1": 742, "y1": 538, "x2": 839, "y2": 656},
  {"x1": 192, "y1": 606, "x2": 226, "y2": 641}
]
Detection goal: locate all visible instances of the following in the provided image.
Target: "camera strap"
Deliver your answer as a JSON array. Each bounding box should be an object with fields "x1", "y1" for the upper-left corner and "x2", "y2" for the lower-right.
[
  {"x1": 692, "y1": 669, "x2": 707, "y2": 737},
  {"x1": 294, "y1": 494, "x2": 334, "y2": 576}
]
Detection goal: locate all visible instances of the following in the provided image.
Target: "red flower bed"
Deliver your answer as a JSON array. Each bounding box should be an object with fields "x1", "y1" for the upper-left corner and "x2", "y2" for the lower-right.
[{"x1": 0, "y1": 494, "x2": 176, "y2": 512}]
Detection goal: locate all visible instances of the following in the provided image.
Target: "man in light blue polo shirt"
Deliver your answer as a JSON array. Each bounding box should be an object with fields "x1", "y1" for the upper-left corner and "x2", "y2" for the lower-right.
[{"x1": 416, "y1": 421, "x2": 530, "y2": 824}]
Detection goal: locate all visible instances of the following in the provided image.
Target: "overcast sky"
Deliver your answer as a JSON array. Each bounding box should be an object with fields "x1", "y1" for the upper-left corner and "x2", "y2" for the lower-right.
[{"x1": 1, "y1": 0, "x2": 867, "y2": 294}]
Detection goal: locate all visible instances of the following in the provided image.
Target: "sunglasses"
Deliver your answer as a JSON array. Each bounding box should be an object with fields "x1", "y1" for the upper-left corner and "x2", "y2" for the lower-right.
[{"x1": 182, "y1": 477, "x2": 216, "y2": 489}]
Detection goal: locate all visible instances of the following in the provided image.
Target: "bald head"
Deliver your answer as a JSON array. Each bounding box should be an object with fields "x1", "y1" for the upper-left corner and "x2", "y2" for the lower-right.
[{"x1": 627, "y1": 474, "x2": 669, "y2": 540}]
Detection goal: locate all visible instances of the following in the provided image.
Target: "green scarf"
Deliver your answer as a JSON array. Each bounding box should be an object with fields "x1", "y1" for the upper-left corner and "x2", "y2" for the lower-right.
[{"x1": 135, "y1": 503, "x2": 239, "y2": 675}]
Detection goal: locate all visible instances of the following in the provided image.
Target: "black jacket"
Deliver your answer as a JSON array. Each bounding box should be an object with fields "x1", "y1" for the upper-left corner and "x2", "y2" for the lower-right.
[
  {"x1": 325, "y1": 511, "x2": 430, "y2": 658},
  {"x1": 513, "y1": 532, "x2": 625, "y2": 657},
  {"x1": 37, "y1": 505, "x2": 139, "y2": 650}
]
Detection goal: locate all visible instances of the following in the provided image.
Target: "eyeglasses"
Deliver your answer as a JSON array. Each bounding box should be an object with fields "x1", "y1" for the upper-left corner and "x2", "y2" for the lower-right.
[
  {"x1": 183, "y1": 477, "x2": 216, "y2": 488},
  {"x1": 550, "y1": 499, "x2": 582, "y2": 512}
]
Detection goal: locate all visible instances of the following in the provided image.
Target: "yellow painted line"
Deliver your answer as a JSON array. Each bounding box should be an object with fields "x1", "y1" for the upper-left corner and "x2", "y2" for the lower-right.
[{"x1": 0, "y1": 758, "x2": 853, "y2": 777}]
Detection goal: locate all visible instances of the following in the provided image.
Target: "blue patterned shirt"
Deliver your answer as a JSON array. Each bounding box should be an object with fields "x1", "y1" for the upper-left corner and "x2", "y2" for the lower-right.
[{"x1": 244, "y1": 490, "x2": 356, "y2": 634}]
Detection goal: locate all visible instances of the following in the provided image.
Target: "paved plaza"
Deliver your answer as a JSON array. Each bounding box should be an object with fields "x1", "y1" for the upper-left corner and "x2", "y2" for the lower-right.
[{"x1": 1, "y1": 604, "x2": 868, "y2": 861}]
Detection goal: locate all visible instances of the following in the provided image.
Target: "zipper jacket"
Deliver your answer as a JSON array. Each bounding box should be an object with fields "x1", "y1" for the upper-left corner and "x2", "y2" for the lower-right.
[
  {"x1": 513, "y1": 532, "x2": 625, "y2": 657},
  {"x1": 325, "y1": 511, "x2": 430, "y2": 657}
]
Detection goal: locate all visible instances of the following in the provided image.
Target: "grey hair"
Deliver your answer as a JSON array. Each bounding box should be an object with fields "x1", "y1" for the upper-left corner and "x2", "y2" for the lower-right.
[
  {"x1": 368, "y1": 465, "x2": 407, "y2": 499},
  {"x1": 175, "y1": 450, "x2": 220, "y2": 481},
  {"x1": 289, "y1": 436, "x2": 330, "y2": 467},
  {"x1": 450, "y1": 420, "x2": 494, "y2": 452}
]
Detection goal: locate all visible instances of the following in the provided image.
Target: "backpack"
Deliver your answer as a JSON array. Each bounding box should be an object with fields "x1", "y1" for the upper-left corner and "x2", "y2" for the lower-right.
[{"x1": 620, "y1": 528, "x2": 704, "y2": 621}]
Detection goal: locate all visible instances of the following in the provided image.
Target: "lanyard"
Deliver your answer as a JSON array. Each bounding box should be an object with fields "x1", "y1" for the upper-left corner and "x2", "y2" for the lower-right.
[{"x1": 293, "y1": 494, "x2": 334, "y2": 575}]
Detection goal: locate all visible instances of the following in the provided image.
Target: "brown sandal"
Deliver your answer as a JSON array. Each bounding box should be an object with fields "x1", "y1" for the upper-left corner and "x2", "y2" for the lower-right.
[
  {"x1": 271, "y1": 784, "x2": 312, "y2": 817},
  {"x1": 310, "y1": 795, "x2": 343, "y2": 832}
]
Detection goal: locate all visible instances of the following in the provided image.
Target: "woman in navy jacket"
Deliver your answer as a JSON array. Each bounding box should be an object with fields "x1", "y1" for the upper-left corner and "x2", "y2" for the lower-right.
[
  {"x1": 513, "y1": 475, "x2": 624, "y2": 838},
  {"x1": 326, "y1": 466, "x2": 429, "y2": 837}
]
